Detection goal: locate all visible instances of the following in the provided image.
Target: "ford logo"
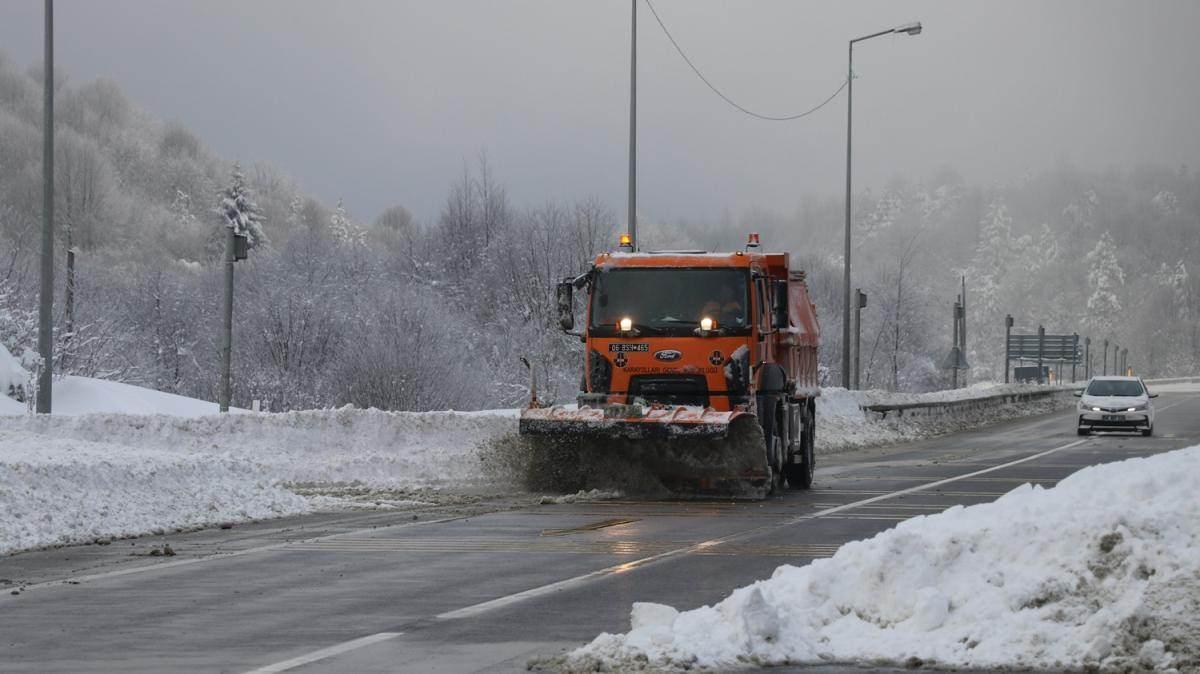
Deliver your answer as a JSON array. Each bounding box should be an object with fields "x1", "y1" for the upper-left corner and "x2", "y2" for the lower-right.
[{"x1": 654, "y1": 349, "x2": 683, "y2": 362}]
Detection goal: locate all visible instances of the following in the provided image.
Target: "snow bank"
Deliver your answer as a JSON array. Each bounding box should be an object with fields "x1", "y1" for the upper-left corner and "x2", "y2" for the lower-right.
[
  {"x1": 0, "y1": 374, "x2": 233, "y2": 417},
  {"x1": 0, "y1": 432, "x2": 308, "y2": 554},
  {"x1": 562, "y1": 447, "x2": 1200, "y2": 673},
  {"x1": 817, "y1": 383, "x2": 1071, "y2": 453},
  {"x1": 0, "y1": 408, "x2": 517, "y2": 554},
  {"x1": 0, "y1": 343, "x2": 28, "y2": 407}
]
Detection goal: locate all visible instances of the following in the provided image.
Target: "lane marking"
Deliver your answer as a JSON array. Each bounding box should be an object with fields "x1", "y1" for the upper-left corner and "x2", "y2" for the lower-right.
[
  {"x1": 15, "y1": 513, "x2": 472, "y2": 594},
  {"x1": 241, "y1": 632, "x2": 402, "y2": 674},
  {"x1": 437, "y1": 437, "x2": 1089, "y2": 620}
]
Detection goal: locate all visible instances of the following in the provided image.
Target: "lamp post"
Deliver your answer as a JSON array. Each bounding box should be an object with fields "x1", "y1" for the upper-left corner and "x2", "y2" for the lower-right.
[
  {"x1": 842, "y1": 21, "x2": 922, "y2": 388},
  {"x1": 627, "y1": 0, "x2": 637, "y2": 251},
  {"x1": 36, "y1": 0, "x2": 54, "y2": 413}
]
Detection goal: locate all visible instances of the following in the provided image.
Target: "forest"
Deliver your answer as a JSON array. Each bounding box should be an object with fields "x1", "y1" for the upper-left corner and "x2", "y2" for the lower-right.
[{"x1": 1, "y1": 55, "x2": 1197, "y2": 411}]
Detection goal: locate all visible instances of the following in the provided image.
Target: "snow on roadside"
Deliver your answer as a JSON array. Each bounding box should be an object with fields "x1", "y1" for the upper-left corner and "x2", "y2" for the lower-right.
[
  {"x1": 0, "y1": 432, "x2": 307, "y2": 554},
  {"x1": 818, "y1": 383, "x2": 1072, "y2": 454},
  {"x1": 559, "y1": 446, "x2": 1200, "y2": 673},
  {"x1": 0, "y1": 374, "x2": 238, "y2": 417},
  {"x1": 0, "y1": 408, "x2": 518, "y2": 555}
]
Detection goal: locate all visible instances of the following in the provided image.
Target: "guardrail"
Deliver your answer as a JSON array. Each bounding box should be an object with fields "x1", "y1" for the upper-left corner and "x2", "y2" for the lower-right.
[
  {"x1": 1143, "y1": 376, "x2": 1200, "y2": 385},
  {"x1": 863, "y1": 387, "x2": 1073, "y2": 420}
]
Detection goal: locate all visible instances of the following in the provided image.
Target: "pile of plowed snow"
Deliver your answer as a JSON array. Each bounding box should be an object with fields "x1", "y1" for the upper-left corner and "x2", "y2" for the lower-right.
[
  {"x1": 0, "y1": 408, "x2": 517, "y2": 554},
  {"x1": 0, "y1": 432, "x2": 308, "y2": 553},
  {"x1": 560, "y1": 446, "x2": 1200, "y2": 673}
]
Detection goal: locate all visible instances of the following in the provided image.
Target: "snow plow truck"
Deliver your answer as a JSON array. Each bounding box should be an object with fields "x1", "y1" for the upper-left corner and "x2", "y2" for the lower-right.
[{"x1": 519, "y1": 233, "x2": 820, "y2": 498}]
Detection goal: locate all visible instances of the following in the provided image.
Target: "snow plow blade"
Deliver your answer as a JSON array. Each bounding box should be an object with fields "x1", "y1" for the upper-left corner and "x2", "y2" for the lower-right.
[{"x1": 517, "y1": 405, "x2": 771, "y2": 499}]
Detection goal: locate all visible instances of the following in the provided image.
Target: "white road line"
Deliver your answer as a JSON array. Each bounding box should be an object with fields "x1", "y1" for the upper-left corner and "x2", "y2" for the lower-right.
[
  {"x1": 241, "y1": 632, "x2": 402, "y2": 674},
  {"x1": 437, "y1": 437, "x2": 1090, "y2": 620},
  {"x1": 17, "y1": 513, "x2": 470, "y2": 594}
]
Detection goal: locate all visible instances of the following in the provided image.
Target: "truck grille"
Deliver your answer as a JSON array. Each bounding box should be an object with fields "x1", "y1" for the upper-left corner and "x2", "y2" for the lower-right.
[{"x1": 627, "y1": 375, "x2": 708, "y2": 407}]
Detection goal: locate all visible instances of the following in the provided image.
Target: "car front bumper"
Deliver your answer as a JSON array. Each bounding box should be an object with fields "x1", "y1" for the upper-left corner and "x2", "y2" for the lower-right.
[{"x1": 1078, "y1": 411, "x2": 1151, "y2": 430}]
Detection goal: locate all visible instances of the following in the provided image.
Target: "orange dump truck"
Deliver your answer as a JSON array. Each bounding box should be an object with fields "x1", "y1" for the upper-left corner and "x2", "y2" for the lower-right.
[{"x1": 519, "y1": 234, "x2": 820, "y2": 497}]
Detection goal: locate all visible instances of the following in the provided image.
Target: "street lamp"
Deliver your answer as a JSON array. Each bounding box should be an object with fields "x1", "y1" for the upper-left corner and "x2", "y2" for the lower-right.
[{"x1": 842, "y1": 21, "x2": 922, "y2": 388}]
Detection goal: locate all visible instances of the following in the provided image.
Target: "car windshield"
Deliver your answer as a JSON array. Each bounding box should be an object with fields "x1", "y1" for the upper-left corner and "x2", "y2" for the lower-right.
[
  {"x1": 1086, "y1": 379, "x2": 1145, "y2": 397},
  {"x1": 589, "y1": 267, "x2": 749, "y2": 334}
]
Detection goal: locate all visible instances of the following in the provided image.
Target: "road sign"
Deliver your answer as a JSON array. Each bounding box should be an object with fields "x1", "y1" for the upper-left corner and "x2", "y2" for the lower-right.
[{"x1": 1007, "y1": 333, "x2": 1080, "y2": 363}]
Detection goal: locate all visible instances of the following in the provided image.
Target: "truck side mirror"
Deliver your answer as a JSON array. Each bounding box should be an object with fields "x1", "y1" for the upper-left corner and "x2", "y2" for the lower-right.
[
  {"x1": 771, "y1": 280, "x2": 788, "y2": 330},
  {"x1": 556, "y1": 281, "x2": 574, "y2": 332}
]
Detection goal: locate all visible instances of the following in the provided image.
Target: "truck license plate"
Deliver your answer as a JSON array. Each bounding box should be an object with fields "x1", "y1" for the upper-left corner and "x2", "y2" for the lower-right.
[{"x1": 1102, "y1": 414, "x2": 1123, "y2": 422}]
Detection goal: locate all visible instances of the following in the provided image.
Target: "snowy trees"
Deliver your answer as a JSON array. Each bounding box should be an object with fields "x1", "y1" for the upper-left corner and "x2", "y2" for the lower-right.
[
  {"x1": 1085, "y1": 232, "x2": 1125, "y2": 335},
  {"x1": 1, "y1": 52, "x2": 1199, "y2": 413},
  {"x1": 217, "y1": 163, "x2": 265, "y2": 247}
]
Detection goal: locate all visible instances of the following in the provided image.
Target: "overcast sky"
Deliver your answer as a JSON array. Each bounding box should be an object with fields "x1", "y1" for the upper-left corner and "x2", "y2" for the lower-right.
[{"x1": 1, "y1": 1, "x2": 1197, "y2": 225}]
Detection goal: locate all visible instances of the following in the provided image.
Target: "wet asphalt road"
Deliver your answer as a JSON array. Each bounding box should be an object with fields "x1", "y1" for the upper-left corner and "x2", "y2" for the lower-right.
[{"x1": 2, "y1": 391, "x2": 1197, "y2": 673}]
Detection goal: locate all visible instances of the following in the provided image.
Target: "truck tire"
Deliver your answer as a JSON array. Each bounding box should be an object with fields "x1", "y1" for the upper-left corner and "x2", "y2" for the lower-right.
[
  {"x1": 785, "y1": 400, "x2": 815, "y2": 489},
  {"x1": 760, "y1": 403, "x2": 786, "y2": 495}
]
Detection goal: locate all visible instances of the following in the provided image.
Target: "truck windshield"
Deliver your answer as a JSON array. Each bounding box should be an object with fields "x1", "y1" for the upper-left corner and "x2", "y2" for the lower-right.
[
  {"x1": 589, "y1": 267, "x2": 750, "y2": 335},
  {"x1": 1086, "y1": 379, "x2": 1145, "y2": 397}
]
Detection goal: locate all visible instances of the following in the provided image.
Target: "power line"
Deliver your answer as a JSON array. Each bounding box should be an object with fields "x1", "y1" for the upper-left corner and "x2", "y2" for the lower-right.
[{"x1": 643, "y1": 0, "x2": 847, "y2": 122}]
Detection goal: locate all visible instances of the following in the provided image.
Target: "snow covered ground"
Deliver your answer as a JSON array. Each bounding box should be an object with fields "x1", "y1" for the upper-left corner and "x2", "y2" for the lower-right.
[
  {"x1": 562, "y1": 446, "x2": 1200, "y2": 673},
  {"x1": 0, "y1": 407, "x2": 516, "y2": 554},
  {"x1": 0, "y1": 374, "x2": 237, "y2": 417}
]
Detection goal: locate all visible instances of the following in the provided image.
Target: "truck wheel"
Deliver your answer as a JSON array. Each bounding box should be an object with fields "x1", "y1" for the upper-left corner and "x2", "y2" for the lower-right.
[
  {"x1": 785, "y1": 401, "x2": 815, "y2": 490},
  {"x1": 761, "y1": 404, "x2": 785, "y2": 495}
]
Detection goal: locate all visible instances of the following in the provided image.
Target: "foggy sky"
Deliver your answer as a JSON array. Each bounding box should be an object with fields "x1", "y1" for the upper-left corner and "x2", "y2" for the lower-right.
[{"x1": 1, "y1": 1, "x2": 1197, "y2": 226}]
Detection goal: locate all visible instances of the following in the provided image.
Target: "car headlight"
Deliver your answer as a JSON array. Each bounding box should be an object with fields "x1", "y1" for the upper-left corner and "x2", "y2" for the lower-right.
[
  {"x1": 1091, "y1": 407, "x2": 1102, "y2": 412},
  {"x1": 1127, "y1": 404, "x2": 1148, "y2": 412}
]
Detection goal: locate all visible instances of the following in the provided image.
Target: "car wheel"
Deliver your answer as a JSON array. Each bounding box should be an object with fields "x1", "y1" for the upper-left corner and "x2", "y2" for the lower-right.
[
  {"x1": 1141, "y1": 426, "x2": 1153, "y2": 437},
  {"x1": 1077, "y1": 426, "x2": 1090, "y2": 436}
]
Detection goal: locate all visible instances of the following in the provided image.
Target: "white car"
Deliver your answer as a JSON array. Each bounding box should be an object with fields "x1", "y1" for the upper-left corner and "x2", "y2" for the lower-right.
[{"x1": 1075, "y1": 376, "x2": 1157, "y2": 436}]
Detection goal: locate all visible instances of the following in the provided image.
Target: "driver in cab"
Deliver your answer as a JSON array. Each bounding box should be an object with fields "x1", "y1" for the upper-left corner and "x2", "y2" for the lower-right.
[{"x1": 699, "y1": 285, "x2": 744, "y2": 328}]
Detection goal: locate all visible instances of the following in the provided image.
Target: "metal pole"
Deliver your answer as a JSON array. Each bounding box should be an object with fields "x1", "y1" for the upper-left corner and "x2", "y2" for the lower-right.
[
  {"x1": 960, "y1": 276, "x2": 967, "y2": 359},
  {"x1": 627, "y1": 0, "x2": 637, "y2": 251},
  {"x1": 853, "y1": 288, "x2": 864, "y2": 389},
  {"x1": 219, "y1": 225, "x2": 235, "y2": 412},
  {"x1": 1003, "y1": 315, "x2": 1012, "y2": 384},
  {"x1": 1037, "y1": 325, "x2": 1045, "y2": 384},
  {"x1": 842, "y1": 41, "x2": 853, "y2": 389},
  {"x1": 36, "y1": 0, "x2": 54, "y2": 414},
  {"x1": 951, "y1": 301, "x2": 960, "y2": 388}
]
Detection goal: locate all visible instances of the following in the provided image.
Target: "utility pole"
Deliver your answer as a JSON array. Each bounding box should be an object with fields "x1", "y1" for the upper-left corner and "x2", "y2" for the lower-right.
[
  {"x1": 854, "y1": 289, "x2": 866, "y2": 389},
  {"x1": 1037, "y1": 325, "x2": 1045, "y2": 384},
  {"x1": 627, "y1": 0, "x2": 637, "y2": 251},
  {"x1": 1103, "y1": 340, "x2": 1109, "y2": 375},
  {"x1": 36, "y1": 0, "x2": 54, "y2": 414},
  {"x1": 219, "y1": 223, "x2": 235, "y2": 412},
  {"x1": 1004, "y1": 314, "x2": 1013, "y2": 384}
]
